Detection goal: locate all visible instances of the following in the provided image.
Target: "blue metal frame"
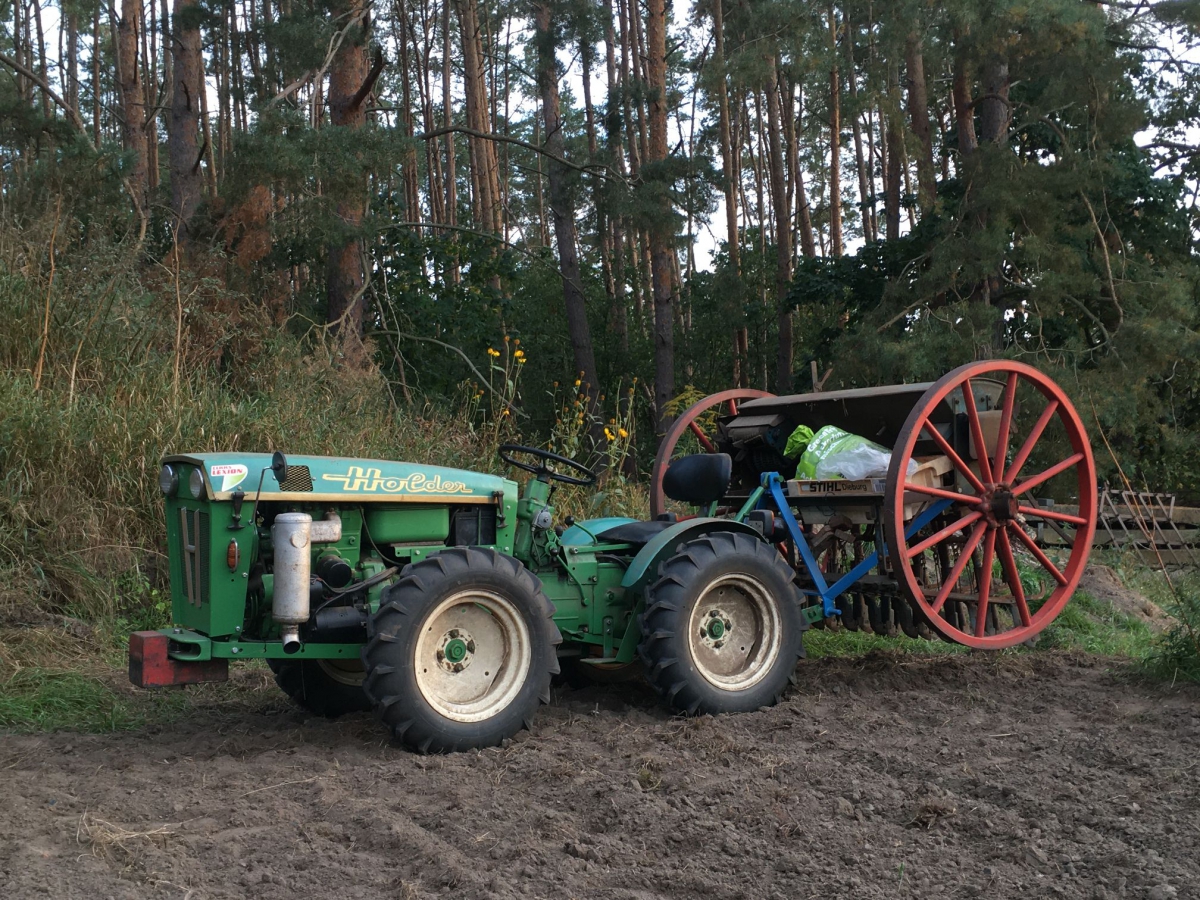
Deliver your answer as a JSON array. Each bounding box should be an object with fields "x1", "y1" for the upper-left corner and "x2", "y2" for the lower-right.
[{"x1": 762, "y1": 473, "x2": 953, "y2": 618}]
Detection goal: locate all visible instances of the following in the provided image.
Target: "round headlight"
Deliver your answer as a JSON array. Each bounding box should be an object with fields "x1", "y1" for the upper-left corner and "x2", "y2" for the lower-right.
[
  {"x1": 188, "y1": 467, "x2": 206, "y2": 499},
  {"x1": 158, "y1": 464, "x2": 179, "y2": 496}
]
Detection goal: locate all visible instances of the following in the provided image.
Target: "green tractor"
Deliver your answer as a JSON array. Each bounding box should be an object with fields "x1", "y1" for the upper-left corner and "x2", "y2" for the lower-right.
[{"x1": 130, "y1": 446, "x2": 806, "y2": 752}]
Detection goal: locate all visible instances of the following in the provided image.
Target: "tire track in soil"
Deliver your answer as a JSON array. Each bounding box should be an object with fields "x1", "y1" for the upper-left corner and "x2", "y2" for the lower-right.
[{"x1": 1, "y1": 652, "x2": 1197, "y2": 900}]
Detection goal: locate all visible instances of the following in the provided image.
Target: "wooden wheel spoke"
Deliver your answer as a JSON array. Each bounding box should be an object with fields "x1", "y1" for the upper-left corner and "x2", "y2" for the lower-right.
[
  {"x1": 687, "y1": 420, "x2": 717, "y2": 453},
  {"x1": 1004, "y1": 400, "x2": 1059, "y2": 485},
  {"x1": 903, "y1": 481, "x2": 983, "y2": 506},
  {"x1": 962, "y1": 379, "x2": 993, "y2": 484},
  {"x1": 993, "y1": 372, "x2": 1019, "y2": 476},
  {"x1": 975, "y1": 529, "x2": 998, "y2": 638},
  {"x1": 906, "y1": 511, "x2": 984, "y2": 560},
  {"x1": 921, "y1": 420, "x2": 987, "y2": 494},
  {"x1": 1009, "y1": 524, "x2": 1068, "y2": 586},
  {"x1": 996, "y1": 528, "x2": 1031, "y2": 627},
  {"x1": 1012, "y1": 453, "x2": 1085, "y2": 498},
  {"x1": 1017, "y1": 505, "x2": 1087, "y2": 526},
  {"x1": 931, "y1": 522, "x2": 988, "y2": 614}
]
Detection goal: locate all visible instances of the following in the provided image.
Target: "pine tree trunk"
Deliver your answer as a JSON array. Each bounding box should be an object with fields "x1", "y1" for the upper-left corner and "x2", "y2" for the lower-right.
[
  {"x1": 646, "y1": 0, "x2": 674, "y2": 434},
  {"x1": 765, "y1": 54, "x2": 793, "y2": 394},
  {"x1": 603, "y1": 0, "x2": 629, "y2": 355},
  {"x1": 65, "y1": 13, "x2": 80, "y2": 114},
  {"x1": 883, "y1": 65, "x2": 903, "y2": 241},
  {"x1": 325, "y1": 0, "x2": 375, "y2": 360},
  {"x1": 535, "y1": 0, "x2": 600, "y2": 421},
  {"x1": 455, "y1": 0, "x2": 501, "y2": 235},
  {"x1": 793, "y1": 87, "x2": 817, "y2": 258},
  {"x1": 905, "y1": 33, "x2": 936, "y2": 210},
  {"x1": 117, "y1": 0, "x2": 150, "y2": 212},
  {"x1": 827, "y1": 9, "x2": 843, "y2": 257},
  {"x1": 170, "y1": 0, "x2": 204, "y2": 239},
  {"x1": 979, "y1": 57, "x2": 1011, "y2": 144},
  {"x1": 143, "y1": 0, "x2": 159, "y2": 189},
  {"x1": 952, "y1": 47, "x2": 978, "y2": 157},
  {"x1": 845, "y1": 18, "x2": 874, "y2": 243},
  {"x1": 31, "y1": 0, "x2": 50, "y2": 119},
  {"x1": 442, "y1": 1, "x2": 457, "y2": 230},
  {"x1": 713, "y1": 0, "x2": 747, "y2": 387},
  {"x1": 92, "y1": 6, "x2": 102, "y2": 148}
]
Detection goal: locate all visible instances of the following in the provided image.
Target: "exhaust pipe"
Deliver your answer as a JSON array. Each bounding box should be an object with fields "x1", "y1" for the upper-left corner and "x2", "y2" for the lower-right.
[{"x1": 271, "y1": 512, "x2": 342, "y2": 653}]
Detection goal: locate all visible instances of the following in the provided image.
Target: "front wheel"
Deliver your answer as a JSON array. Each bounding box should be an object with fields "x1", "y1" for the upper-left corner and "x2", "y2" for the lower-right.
[
  {"x1": 266, "y1": 658, "x2": 372, "y2": 717},
  {"x1": 637, "y1": 532, "x2": 806, "y2": 715},
  {"x1": 361, "y1": 548, "x2": 560, "y2": 753}
]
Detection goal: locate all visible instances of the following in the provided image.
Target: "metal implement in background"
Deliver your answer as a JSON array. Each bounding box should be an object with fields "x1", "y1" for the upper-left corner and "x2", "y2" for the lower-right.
[{"x1": 652, "y1": 360, "x2": 1099, "y2": 649}]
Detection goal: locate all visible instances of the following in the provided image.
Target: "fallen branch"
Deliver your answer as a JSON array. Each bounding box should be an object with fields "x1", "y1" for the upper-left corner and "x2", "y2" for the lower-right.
[{"x1": 0, "y1": 52, "x2": 87, "y2": 133}]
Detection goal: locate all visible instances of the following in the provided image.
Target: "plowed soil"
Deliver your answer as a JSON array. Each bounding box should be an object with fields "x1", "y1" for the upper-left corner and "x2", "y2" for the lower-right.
[{"x1": 2, "y1": 652, "x2": 1198, "y2": 900}]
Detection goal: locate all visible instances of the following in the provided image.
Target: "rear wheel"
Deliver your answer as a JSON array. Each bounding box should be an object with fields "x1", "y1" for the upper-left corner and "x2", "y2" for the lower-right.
[
  {"x1": 884, "y1": 360, "x2": 1097, "y2": 649},
  {"x1": 362, "y1": 548, "x2": 560, "y2": 753},
  {"x1": 637, "y1": 532, "x2": 805, "y2": 715},
  {"x1": 267, "y1": 658, "x2": 371, "y2": 718}
]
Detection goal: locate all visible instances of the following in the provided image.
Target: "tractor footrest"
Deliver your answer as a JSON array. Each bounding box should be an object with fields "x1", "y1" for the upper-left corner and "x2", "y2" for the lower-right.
[{"x1": 129, "y1": 631, "x2": 229, "y2": 687}]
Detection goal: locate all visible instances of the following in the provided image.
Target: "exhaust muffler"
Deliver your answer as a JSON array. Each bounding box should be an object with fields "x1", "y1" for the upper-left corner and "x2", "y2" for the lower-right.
[{"x1": 271, "y1": 512, "x2": 342, "y2": 653}]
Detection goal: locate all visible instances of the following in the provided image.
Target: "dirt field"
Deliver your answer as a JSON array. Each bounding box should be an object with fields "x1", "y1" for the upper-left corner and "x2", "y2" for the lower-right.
[{"x1": 1, "y1": 652, "x2": 1197, "y2": 900}]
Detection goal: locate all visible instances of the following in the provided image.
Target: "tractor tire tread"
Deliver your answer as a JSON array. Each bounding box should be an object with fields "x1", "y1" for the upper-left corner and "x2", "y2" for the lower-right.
[
  {"x1": 361, "y1": 549, "x2": 558, "y2": 753},
  {"x1": 636, "y1": 531, "x2": 806, "y2": 717}
]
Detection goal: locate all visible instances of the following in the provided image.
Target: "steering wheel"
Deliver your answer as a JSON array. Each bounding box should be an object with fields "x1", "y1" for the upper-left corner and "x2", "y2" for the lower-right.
[{"x1": 498, "y1": 444, "x2": 598, "y2": 486}]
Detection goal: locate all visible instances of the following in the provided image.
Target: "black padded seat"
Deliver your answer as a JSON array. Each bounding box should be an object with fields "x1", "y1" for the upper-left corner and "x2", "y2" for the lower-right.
[
  {"x1": 663, "y1": 453, "x2": 733, "y2": 505},
  {"x1": 596, "y1": 519, "x2": 676, "y2": 545}
]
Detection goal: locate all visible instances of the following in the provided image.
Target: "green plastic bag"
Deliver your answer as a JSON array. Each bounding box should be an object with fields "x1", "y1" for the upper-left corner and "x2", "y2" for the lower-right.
[
  {"x1": 783, "y1": 424, "x2": 815, "y2": 459},
  {"x1": 796, "y1": 425, "x2": 899, "y2": 480}
]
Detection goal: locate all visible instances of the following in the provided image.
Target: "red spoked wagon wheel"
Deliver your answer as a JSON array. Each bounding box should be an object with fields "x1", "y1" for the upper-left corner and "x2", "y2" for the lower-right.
[
  {"x1": 883, "y1": 361, "x2": 1097, "y2": 649},
  {"x1": 650, "y1": 389, "x2": 773, "y2": 519}
]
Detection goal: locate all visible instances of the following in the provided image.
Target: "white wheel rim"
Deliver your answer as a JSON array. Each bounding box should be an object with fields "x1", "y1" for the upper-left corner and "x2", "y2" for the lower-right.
[
  {"x1": 414, "y1": 589, "x2": 531, "y2": 723},
  {"x1": 318, "y1": 659, "x2": 365, "y2": 687},
  {"x1": 686, "y1": 574, "x2": 782, "y2": 691}
]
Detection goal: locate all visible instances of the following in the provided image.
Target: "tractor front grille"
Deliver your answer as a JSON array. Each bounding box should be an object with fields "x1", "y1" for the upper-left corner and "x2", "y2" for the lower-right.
[
  {"x1": 179, "y1": 508, "x2": 210, "y2": 607},
  {"x1": 279, "y1": 465, "x2": 313, "y2": 492}
]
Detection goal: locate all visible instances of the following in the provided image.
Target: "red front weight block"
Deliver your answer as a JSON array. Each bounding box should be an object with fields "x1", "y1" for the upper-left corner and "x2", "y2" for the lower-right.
[{"x1": 128, "y1": 631, "x2": 229, "y2": 687}]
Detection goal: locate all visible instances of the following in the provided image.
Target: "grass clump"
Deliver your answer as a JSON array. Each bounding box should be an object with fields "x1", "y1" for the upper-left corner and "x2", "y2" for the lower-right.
[
  {"x1": 0, "y1": 668, "x2": 152, "y2": 732},
  {"x1": 1034, "y1": 590, "x2": 1156, "y2": 657},
  {"x1": 1138, "y1": 573, "x2": 1200, "y2": 682},
  {"x1": 803, "y1": 627, "x2": 964, "y2": 660}
]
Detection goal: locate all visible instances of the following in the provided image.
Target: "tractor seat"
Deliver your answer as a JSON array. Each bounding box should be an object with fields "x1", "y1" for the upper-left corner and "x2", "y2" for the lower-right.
[
  {"x1": 595, "y1": 518, "x2": 676, "y2": 545},
  {"x1": 593, "y1": 455, "x2": 733, "y2": 546},
  {"x1": 663, "y1": 453, "x2": 732, "y2": 505}
]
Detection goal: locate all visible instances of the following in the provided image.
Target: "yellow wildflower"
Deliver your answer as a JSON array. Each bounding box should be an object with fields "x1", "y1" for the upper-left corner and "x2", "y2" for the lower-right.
[
  {"x1": 618, "y1": 428, "x2": 628, "y2": 439},
  {"x1": 487, "y1": 347, "x2": 500, "y2": 358},
  {"x1": 514, "y1": 349, "x2": 526, "y2": 360},
  {"x1": 604, "y1": 428, "x2": 615, "y2": 442},
  {"x1": 574, "y1": 379, "x2": 581, "y2": 387},
  {"x1": 517, "y1": 357, "x2": 526, "y2": 364}
]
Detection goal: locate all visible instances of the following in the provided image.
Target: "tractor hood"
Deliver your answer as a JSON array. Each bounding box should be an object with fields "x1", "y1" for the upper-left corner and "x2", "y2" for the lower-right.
[{"x1": 163, "y1": 452, "x2": 511, "y2": 504}]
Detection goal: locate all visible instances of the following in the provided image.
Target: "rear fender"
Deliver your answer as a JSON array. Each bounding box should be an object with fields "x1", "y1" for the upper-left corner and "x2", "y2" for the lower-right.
[{"x1": 621, "y1": 518, "x2": 764, "y2": 593}]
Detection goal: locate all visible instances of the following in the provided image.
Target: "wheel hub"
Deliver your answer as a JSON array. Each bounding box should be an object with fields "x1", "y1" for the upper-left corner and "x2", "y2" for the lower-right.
[
  {"x1": 436, "y1": 629, "x2": 476, "y2": 673},
  {"x1": 700, "y1": 608, "x2": 733, "y2": 647},
  {"x1": 687, "y1": 576, "x2": 783, "y2": 691},
  {"x1": 981, "y1": 488, "x2": 1019, "y2": 525}
]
